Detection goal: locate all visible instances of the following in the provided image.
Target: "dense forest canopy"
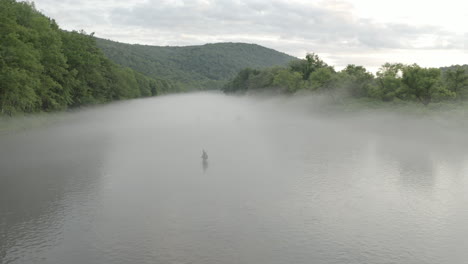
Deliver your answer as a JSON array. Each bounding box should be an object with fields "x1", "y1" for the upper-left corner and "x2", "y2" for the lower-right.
[
  {"x1": 96, "y1": 38, "x2": 296, "y2": 90},
  {"x1": 0, "y1": 0, "x2": 180, "y2": 115},
  {"x1": 224, "y1": 53, "x2": 468, "y2": 106}
]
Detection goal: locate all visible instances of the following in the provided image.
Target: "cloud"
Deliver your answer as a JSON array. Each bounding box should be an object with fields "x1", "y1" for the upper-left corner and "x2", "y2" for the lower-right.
[
  {"x1": 107, "y1": 0, "x2": 451, "y2": 50},
  {"x1": 32, "y1": 0, "x2": 468, "y2": 70}
]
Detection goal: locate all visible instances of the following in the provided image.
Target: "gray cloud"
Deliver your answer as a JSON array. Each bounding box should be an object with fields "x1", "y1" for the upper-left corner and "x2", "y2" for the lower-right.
[
  {"x1": 33, "y1": 0, "x2": 468, "y2": 70},
  {"x1": 107, "y1": 0, "x2": 450, "y2": 50}
]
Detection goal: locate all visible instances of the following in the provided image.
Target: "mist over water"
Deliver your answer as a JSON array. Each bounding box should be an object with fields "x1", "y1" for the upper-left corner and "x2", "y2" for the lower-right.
[{"x1": 1, "y1": 92, "x2": 468, "y2": 264}]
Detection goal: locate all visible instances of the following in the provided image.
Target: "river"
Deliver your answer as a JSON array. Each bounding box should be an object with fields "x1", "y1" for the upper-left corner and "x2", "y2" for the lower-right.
[{"x1": 1, "y1": 92, "x2": 467, "y2": 264}]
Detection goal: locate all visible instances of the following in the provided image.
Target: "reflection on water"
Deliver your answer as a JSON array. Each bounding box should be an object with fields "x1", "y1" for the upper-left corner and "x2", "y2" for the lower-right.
[
  {"x1": 1, "y1": 93, "x2": 468, "y2": 264},
  {"x1": 376, "y1": 138, "x2": 436, "y2": 190},
  {"x1": 0, "y1": 120, "x2": 109, "y2": 264},
  {"x1": 202, "y1": 159, "x2": 209, "y2": 172}
]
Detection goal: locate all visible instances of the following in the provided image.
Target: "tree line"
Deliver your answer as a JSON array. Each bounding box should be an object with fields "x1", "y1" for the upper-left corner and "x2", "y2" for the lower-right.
[
  {"x1": 223, "y1": 53, "x2": 468, "y2": 106},
  {"x1": 96, "y1": 39, "x2": 296, "y2": 91},
  {"x1": 0, "y1": 0, "x2": 180, "y2": 115}
]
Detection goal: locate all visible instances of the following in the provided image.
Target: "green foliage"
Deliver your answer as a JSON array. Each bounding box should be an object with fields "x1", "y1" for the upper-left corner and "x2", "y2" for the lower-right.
[
  {"x1": 225, "y1": 54, "x2": 467, "y2": 106},
  {"x1": 400, "y1": 64, "x2": 452, "y2": 105},
  {"x1": 222, "y1": 68, "x2": 260, "y2": 93},
  {"x1": 308, "y1": 67, "x2": 336, "y2": 91},
  {"x1": 96, "y1": 38, "x2": 296, "y2": 90},
  {"x1": 289, "y1": 53, "x2": 328, "y2": 80},
  {"x1": 339, "y1": 65, "x2": 374, "y2": 97},
  {"x1": 248, "y1": 68, "x2": 279, "y2": 90},
  {"x1": 443, "y1": 66, "x2": 468, "y2": 100},
  {"x1": 0, "y1": 66, "x2": 40, "y2": 114},
  {"x1": 273, "y1": 69, "x2": 304, "y2": 93},
  {"x1": 0, "y1": 0, "x2": 175, "y2": 115},
  {"x1": 372, "y1": 63, "x2": 404, "y2": 101}
]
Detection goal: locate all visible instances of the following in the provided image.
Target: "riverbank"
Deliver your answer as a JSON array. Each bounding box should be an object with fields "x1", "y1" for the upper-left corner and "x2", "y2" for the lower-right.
[
  {"x1": 238, "y1": 89, "x2": 468, "y2": 135},
  {"x1": 0, "y1": 112, "x2": 70, "y2": 135},
  {"x1": 3, "y1": 90, "x2": 468, "y2": 136},
  {"x1": 246, "y1": 88, "x2": 468, "y2": 115}
]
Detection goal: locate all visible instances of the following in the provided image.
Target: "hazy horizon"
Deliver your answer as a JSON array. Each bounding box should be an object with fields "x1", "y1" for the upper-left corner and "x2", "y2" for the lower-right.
[{"x1": 31, "y1": 0, "x2": 468, "y2": 72}]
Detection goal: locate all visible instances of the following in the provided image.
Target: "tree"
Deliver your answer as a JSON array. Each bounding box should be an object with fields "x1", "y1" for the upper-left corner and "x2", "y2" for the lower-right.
[
  {"x1": 0, "y1": 0, "x2": 164, "y2": 115},
  {"x1": 400, "y1": 64, "x2": 450, "y2": 105},
  {"x1": 247, "y1": 67, "x2": 278, "y2": 90},
  {"x1": 443, "y1": 66, "x2": 468, "y2": 100},
  {"x1": 308, "y1": 67, "x2": 335, "y2": 91},
  {"x1": 339, "y1": 64, "x2": 374, "y2": 97},
  {"x1": 372, "y1": 63, "x2": 405, "y2": 101},
  {"x1": 0, "y1": 66, "x2": 39, "y2": 115},
  {"x1": 222, "y1": 68, "x2": 259, "y2": 93},
  {"x1": 289, "y1": 53, "x2": 328, "y2": 80},
  {"x1": 272, "y1": 69, "x2": 304, "y2": 93}
]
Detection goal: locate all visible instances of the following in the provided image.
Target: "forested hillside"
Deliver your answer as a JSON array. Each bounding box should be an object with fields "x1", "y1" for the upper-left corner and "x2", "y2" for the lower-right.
[
  {"x1": 0, "y1": 0, "x2": 179, "y2": 115},
  {"x1": 224, "y1": 53, "x2": 468, "y2": 106},
  {"x1": 96, "y1": 38, "x2": 297, "y2": 90}
]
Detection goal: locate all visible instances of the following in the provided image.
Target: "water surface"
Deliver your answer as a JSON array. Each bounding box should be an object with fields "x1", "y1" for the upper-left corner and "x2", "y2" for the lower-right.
[{"x1": 1, "y1": 92, "x2": 467, "y2": 264}]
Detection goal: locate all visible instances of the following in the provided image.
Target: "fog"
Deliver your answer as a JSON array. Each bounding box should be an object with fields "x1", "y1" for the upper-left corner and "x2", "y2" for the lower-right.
[{"x1": 1, "y1": 92, "x2": 468, "y2": 264}]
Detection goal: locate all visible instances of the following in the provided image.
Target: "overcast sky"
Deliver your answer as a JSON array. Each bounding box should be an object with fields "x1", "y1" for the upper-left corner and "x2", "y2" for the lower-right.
[{"x1": 33, "y1": 0, "x2": 468, "y2": 71}]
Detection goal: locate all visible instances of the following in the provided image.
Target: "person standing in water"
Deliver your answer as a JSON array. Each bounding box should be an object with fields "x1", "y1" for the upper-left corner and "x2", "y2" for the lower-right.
[
  {"x1": 201, "y1": 149, "x2": 209, "y2": 172},
  {"x1": 201, "y1": 149, "x2": 208, "y2": 161}
]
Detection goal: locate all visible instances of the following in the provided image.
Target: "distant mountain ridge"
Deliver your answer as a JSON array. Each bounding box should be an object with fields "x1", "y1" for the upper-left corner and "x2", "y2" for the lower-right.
[{"x1": 95, "y1": 38, "x2": 297, "y2": 90}]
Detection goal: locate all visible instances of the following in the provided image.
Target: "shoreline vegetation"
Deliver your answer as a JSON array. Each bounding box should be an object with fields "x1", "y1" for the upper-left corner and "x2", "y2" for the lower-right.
[
  {"x1": 0, "y1": 0, "x2": 181, "y2": 117},
  {"x1": 223, "y1": 53, "x2": 468, "y2": 109},
  {"x1": 2, "y1": 0, "x2": 468, "y2": 130},
  {"x1": 2, "y1": 93, "x2": 468, "y2": 132}
]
